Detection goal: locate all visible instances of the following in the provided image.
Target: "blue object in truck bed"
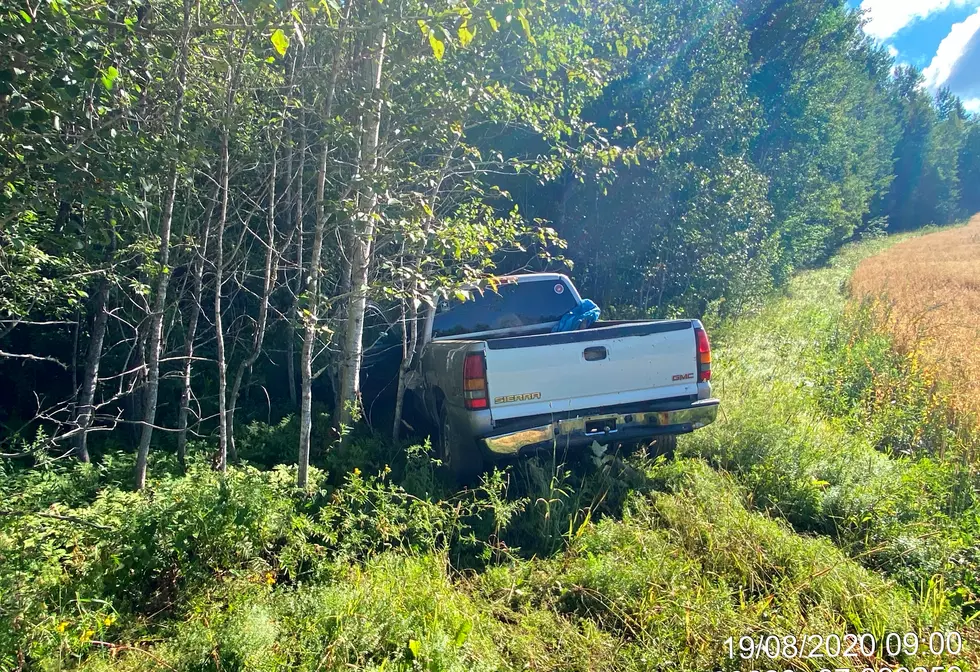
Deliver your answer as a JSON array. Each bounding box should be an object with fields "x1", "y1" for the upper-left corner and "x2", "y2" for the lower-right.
[{"x1": 552, "y1": 299, "x2": 601, "y2": 333}]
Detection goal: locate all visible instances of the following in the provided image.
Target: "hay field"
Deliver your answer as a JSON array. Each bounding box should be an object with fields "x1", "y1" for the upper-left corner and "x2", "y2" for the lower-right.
[{"x1": 850, "y1": 214, "x2": 980, "y2": 424}]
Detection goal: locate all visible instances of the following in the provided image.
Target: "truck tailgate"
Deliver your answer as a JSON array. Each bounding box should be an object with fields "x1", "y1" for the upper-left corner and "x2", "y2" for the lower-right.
[{"x1": 483, "y1": 321, "x2": 699, "y2": 420}]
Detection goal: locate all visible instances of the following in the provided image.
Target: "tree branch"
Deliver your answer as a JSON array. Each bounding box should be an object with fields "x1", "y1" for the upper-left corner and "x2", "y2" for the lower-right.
[{"x1": 0, "y1": 350, "x2": 69, "y2": 368}]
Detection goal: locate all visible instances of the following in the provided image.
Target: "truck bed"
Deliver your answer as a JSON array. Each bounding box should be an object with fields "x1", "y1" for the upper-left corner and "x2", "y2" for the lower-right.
[{"x1": 464, "y1": 319, "x2": 702, "y2": 421}]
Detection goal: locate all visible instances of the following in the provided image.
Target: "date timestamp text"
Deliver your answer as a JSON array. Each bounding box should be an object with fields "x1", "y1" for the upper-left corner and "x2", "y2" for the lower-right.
[{"x1": 724, "y1": 632, "x2": 965, "y2": 661}]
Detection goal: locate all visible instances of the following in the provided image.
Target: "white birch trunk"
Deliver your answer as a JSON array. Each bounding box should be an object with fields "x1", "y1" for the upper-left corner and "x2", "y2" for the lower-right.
[
  {"x1": 176, "y1": 196, "x2": 214, "y2": 468},
  {"x1": 227, "y1": 142, "x2": 280, "y2": 458},
  {"x1": 135, "y1": 0, "x2": 192, "y2": 489},
  {"x1": 297, "y1": 13, "x2": 347, "y2": 487},
  {"x1": 336, "y1": 8, "x2": 386, "y2": 437},
  {"x1": 213, "y1": 124, "x2": 230, "y2": 473}
]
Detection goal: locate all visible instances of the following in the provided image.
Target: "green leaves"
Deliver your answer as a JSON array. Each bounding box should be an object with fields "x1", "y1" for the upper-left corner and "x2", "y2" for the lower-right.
[
  {"x1": 428, "y1": 31, "x2": 445, "y2": 60},
  {"x1": 515, "y1": 9, "x2": 534, "y2": 44},
  {"x1": 8, "y1": 108, "x2": 28, "y2": 127},
  {"x1": 458, "y1": 22, "x2": 475, "y2": 48},
  {"x1": 100, "y1": 66, "x2": 119, "y2": 91},
  {"x1": 270, "y1": 29, "x2": 289, "y2": 57},
  {"x1": 406, "y1": 638, "x2": 421, "y2": 659},
  {"x1": 453, "y1": 620, "x2": 472, "y2": 647}
]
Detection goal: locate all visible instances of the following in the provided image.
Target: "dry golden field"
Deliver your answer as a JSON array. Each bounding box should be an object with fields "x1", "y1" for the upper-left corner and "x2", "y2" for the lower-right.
[{"x1": 850, "y1": 214, "x2": 980, "y2": 424}]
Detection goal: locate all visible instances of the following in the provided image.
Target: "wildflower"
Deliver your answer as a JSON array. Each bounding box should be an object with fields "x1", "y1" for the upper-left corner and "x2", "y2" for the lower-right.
[
  {"x1": 352, "y1": 467, "x2": 361, "y2": 477},
  {"x1": 103, "y1": 614, "x2": 116, "y2": 627},
  {"x1": 265, "y1": 571, "x2": 276, "y2": 585},
  {"x1": 55, "y1": 621, "x2": 69, "y2": 634},
  {"x1": 80, "y1": 628, "x2": 95, "y2": 642}
]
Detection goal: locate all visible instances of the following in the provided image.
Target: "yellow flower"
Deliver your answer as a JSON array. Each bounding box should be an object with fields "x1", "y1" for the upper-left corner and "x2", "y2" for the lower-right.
[
  {"x1": 55, "y1": 621, "x2": 69, "y2": 634},
  {"x1": 352, "y1": 467, "x2": 361, "y2": 477},
  {"x1": 103, "y1": 615, "x2": 116, "y2": 627},
  {"x1": 80, "y1": 628, "x2": 95, "y2": 643},
  {"x1": 265, "y1": 572, "x2": 276, "y2": 585}
]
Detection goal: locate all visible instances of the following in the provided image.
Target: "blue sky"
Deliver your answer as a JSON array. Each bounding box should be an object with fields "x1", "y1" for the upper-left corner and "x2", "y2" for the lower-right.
[{"x1": 847, "y1": 0, "x2": 980, "y2": 112}]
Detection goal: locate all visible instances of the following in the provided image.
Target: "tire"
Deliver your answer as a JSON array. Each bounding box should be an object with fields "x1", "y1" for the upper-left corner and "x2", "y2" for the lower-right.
[
  {"x1": 438, "y1": 403, "x2": 485, "y2": 485},
  {"x1": 645, "y1": 434, "x2": 678, "y2": 459}
]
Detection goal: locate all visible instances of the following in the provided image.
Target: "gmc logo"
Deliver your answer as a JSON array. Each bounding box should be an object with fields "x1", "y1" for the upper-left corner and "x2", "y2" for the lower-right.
[{"x1": 672, "y1": 373, "x2": 695, "y2": 381}]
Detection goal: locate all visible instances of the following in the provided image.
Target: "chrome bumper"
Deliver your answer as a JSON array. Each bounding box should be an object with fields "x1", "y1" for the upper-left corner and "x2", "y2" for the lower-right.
[{"x1": 482, "y1": 400, "x2": 720, "y2": 456}]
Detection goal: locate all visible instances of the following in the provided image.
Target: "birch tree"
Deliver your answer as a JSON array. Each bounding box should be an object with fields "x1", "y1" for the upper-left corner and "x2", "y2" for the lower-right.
[
  {"x1": 135, "y1": 0, "x2": 193, "y2": 489},
  {"x1": 335, "y1": 0, "x2": 387, "y2": 438},
  {"x1": 297, "y1": 5, "x2": 348, "y2": 488}
]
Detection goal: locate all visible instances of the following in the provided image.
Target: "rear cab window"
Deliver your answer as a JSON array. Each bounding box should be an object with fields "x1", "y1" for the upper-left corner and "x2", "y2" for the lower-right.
[{"x1": 433, "y1": 278, "x2": 578, "y2": 338}]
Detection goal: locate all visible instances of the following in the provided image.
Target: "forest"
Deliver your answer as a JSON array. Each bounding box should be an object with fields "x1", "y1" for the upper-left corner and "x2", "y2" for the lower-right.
[{"x1": 1, "y1": 0, "x2": 979, "y2": 478}]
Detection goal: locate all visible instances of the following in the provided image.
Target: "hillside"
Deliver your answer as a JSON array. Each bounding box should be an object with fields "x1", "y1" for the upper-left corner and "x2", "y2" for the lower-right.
[{"x1": 2, "y1": 233, "x2": 978, "y2": 670}]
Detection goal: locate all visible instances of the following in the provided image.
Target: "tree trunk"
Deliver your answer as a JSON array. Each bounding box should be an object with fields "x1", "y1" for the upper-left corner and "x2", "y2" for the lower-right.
[
  {"x1": 298, "y1": 139, "x2": 327, "y2": 489},
  {"x1": 214, "y1": 124, "x2": 230, "y2": 473},
  {"x1": 389, "y1": 132, "x2": 458, "y2": 441},
  {"x1": 176, "y1": 196, "x2": 214, "y2": 469},
  {"x1": 211, "y1": 28, "x2": 252, "y2": 472},
  {"x1": 391, "y1": 294, "x2": 418, "y2": 441},
  {"x1": 336, "y1": 9, "x2": 386, "y2": 437},
  {"x1": 297, "y1": 13, "x2": 347, "y2": 489},
  {"x1": 287, "y1": 110, "x2": 305, "y2": 407},
  {"x1": 135, "y1": 0, "x2": 192, "y2": 490},
  {"x1": 74, "y1": 277, "x2": 110, "y2": 462}
]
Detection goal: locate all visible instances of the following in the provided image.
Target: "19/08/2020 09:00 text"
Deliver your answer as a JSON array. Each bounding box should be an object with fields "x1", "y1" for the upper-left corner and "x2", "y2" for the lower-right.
[{"x1": 724, "y1": 633, "x2": 965, "y2": 660}]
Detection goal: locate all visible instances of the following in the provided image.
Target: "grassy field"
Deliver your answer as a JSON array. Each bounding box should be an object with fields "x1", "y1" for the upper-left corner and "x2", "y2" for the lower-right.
[
  {"x1": 2, "y1": 232, "x2": 979, "y2": 670},
  {"x1": 850, "y1": 214, "x2": 980, "y2": 428},
  {"x1": 684, "y1": 226, "x2": 980, "y2": 614}
]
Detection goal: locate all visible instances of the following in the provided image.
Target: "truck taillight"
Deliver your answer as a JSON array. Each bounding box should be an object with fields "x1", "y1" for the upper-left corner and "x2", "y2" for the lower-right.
[
  {"x1": 695, "y1": 327, "x2": 712, "y2": 382},
  {"x1": 463, "y1": 353, "x2": 489, "y2": 410}
]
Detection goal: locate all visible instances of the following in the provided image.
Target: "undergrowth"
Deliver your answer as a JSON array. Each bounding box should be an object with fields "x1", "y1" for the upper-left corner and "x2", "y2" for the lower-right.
[
  {"x1": 3, "y1": 454, "x2": 973, "y2": 671},
  {"x1": 683, "y1": 234, "x2": 980, "y2": 618},
  {"x1": 3, "y1": 233, "x2": 980, "y2": 670}
]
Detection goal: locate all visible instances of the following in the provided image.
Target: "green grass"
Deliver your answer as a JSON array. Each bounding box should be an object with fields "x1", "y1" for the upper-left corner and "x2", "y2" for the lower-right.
[
  {"x1": 682, "y1": 231, "x2": 980, "y2": 615},
  {"x1": 2, "y1": 233, "x2": 979, "y2": 670},
  {"x1": 5, "y1": 460, "x2": 966, "y2": 671}
]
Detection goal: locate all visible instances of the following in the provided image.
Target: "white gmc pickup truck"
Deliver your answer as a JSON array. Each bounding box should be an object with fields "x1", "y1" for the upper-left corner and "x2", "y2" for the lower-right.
[{"x1": 363, "y1": 273, "x2": 719, "y2": 482}]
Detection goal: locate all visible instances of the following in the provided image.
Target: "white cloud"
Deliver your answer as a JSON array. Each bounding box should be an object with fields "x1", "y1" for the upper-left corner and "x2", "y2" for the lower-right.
[
  {"x1": 887, "y1": 44, "x2": 900, "y2": 58},
  {"x1": 923, "y1": 8, "x2": 980, "y2": 90},
  {"x1": 964, "y1": 97, "x2": 980, "y2": 113},
  {"x1": 860, "y1": 0, "x2": 980, "y2": 40}
]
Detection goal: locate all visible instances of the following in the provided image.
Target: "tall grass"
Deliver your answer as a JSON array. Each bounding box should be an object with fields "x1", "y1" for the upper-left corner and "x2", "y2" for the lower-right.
[
  {"x1": 4, "y1": 455, "x2": 973, "y2": 671},
  {"x1": 683, "y1": 227, "x2": 980, "y2": 618},
  {"x1": 850, "y1": 214, "x2": 980, "y2": 428}
]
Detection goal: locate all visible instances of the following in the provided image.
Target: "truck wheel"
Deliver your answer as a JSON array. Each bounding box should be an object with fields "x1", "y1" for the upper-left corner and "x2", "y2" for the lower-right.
[
  {"x1": 438, "y1": 404, "x2": 485, "y2": 485},
  {"x1": 646, "y1": 434, "x2": 677, "y2": 458}
]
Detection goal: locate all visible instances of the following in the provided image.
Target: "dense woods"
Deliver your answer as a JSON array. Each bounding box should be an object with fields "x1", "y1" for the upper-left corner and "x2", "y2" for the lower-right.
[{"x1": 1, "y1": 0, "x2": 979, "y2": 482}]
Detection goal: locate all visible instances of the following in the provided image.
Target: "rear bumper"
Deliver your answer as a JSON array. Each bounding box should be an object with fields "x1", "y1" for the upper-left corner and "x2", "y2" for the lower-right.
[{"x1": 481, "y1": 399, "x2": 720, "y2": 456}]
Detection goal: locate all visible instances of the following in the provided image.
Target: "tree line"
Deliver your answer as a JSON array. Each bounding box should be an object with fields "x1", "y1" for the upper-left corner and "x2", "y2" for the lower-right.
[{"x1": 1, "y1": 0, "x2": 978, "y2": 486}]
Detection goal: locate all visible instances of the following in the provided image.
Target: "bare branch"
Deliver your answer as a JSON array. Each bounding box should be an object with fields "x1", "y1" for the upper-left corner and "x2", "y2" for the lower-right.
[{"x1": 0, "y1": 350, "x2": 69, "y2": 368}]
